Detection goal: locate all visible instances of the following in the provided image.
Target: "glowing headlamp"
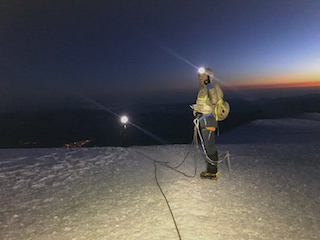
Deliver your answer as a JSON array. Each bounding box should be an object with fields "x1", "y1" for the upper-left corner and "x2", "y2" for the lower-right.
[
  {"x1": 198, "y1": 67, "x2": 206, "y2": 74},
  {"x1": 120, "y1": 116, "x2": 128, "y2": 124}
]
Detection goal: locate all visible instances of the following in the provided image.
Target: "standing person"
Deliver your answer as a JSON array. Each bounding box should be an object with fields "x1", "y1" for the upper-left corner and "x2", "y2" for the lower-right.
[
  {"x1": 120, "y1": 124, "x2": 130, "y2": 147},
  {"x1": 192, "y1": 67, "x2": 230, "y2": 180},
  {"x1": 120, "y1": 116, "x2": 130, "y2": 147}
]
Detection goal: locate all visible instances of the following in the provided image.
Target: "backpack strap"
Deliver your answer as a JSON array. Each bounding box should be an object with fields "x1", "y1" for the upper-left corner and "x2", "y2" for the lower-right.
[{"x1": 214, "y1": 99, "x2": 224, "y2": 121}]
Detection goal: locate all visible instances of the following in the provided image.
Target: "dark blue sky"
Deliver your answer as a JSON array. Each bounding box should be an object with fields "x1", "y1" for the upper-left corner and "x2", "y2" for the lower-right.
[{"x1": 1, "y1": 0, "x2": 319, "y2": 111}]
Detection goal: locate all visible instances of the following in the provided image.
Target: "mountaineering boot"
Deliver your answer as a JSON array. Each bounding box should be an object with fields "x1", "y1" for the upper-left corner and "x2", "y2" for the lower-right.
[
  {"x1": 200, "y1": 152, "x2": 219, "y2": 180},
  {"x1": 200, "y1": 171, "x2": 219, "y2": 180}
]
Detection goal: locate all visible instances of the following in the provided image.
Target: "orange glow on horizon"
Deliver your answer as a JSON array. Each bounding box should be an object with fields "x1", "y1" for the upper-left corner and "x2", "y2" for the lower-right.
[
  {"x1": 225, "y1": 73, "x2": 320, "y2": 90},
  {"x1": 230, "y1": 81, "x2": 320, "y2": 90}
]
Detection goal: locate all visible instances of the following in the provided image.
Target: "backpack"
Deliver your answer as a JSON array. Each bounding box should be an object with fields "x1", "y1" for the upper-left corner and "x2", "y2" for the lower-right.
[
  {"x1": 214, "y1": 99, "x2": 230, "y2": 121},
  {"x1": 210, "y1": 83, "x2": 230, "y2": 121}
]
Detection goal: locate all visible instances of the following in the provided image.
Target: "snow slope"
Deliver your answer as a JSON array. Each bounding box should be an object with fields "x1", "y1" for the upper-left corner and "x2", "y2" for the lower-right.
[{"x1": 1, "y1": 113, "x2": 319, "y2": 240}]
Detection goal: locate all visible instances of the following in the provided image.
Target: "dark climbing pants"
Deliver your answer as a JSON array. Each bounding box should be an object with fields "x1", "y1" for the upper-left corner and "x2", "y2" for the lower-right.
[{"x1": 199, "y1": 114, "x2": 218, "y2": 174}]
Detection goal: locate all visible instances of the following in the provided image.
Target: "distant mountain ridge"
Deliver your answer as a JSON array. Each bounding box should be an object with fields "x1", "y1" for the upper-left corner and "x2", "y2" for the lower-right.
[{"x1": 0, "y1": 94, "x2": 319, "y2": 148}]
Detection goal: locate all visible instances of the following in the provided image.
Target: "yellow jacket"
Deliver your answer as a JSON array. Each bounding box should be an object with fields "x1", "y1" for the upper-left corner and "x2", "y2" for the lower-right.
[{"x1": 193, "y1": 82, "x2": 224, "y2": 116}]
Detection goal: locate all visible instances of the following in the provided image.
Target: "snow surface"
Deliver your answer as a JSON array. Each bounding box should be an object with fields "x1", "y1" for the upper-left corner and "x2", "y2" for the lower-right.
[{"x1": 1, "y1": 113, "x2": 320, "y2": 240}]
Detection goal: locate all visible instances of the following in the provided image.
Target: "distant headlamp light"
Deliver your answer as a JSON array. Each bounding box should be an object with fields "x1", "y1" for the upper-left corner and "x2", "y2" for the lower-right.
[
  {"x1": 198, "y1": 67, "x2": 206, "y2": 74},
  {"x1": 120, "y1": 116, "x2": 128, "y2": 124}
]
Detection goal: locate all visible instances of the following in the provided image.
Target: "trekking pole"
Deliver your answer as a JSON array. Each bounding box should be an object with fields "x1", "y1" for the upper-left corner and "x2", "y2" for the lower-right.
[{"x1": 226, "y1": 151, "x2": 231, "y2": 175}]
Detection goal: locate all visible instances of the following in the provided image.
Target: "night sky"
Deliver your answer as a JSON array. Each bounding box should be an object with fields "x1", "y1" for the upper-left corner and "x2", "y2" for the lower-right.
[{"x1": 1, "y1": 0, "x2": 319, "y2": 111}]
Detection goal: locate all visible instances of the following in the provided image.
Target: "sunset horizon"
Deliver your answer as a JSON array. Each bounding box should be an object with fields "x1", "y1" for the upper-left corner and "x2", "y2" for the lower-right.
[{"x1": 227, "y1": 80, "x2": 320, "y2": 90}]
